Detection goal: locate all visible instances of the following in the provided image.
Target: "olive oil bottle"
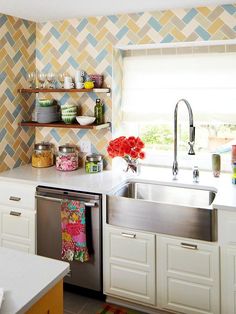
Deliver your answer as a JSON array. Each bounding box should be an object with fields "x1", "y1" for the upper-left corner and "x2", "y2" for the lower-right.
[{"x1": 94, "y1": 98, "x2": 104, "y2": 125}]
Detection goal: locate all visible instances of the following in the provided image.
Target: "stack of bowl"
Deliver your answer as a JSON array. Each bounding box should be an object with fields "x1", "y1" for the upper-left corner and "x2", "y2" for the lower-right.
[
  {"x1": 37, "y1": 99, "x2": 60, "y2": 123},
  {"x1": 61, "y1": 104, "x2": 78, "y2": 124}
]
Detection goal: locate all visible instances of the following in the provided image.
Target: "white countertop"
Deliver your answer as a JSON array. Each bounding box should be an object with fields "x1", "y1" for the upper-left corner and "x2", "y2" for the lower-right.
[
  {"x1": 0, "y1": 247, "x2": 69, "y2": 314},
  {"x1": 0, "y1": 164, "x2": 235, "y2": 211}
]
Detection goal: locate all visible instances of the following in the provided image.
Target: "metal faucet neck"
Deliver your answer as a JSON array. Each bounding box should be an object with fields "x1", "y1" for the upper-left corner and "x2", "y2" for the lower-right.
[{"x1": 172, "y1": 99, "x2": 195, "y2": 179}]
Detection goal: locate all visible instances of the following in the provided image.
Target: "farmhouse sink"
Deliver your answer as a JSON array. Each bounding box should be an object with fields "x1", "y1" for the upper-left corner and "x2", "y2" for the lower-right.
[{"x1": 107, "y1": 181, "x2": 217, "y2": 241}]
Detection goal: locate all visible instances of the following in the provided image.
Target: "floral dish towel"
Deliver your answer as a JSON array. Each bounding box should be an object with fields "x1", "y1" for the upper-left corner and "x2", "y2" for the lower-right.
[{"x1": 61, "y1": 199, "x2": 89, "y2": 262}]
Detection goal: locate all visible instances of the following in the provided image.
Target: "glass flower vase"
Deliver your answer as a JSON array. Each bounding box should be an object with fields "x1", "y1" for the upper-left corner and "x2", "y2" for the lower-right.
[{"x1": 123, "y1": 156, "x2": 139, "y2": 173}]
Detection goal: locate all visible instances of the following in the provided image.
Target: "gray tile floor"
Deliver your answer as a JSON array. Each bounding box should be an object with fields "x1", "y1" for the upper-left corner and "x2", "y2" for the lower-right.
[{"x1": 64, "y1": 290, "x2": 169, "y2": 314}]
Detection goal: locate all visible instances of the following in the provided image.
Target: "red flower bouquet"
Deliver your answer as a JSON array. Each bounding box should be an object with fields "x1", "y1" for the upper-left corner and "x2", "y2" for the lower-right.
[{"x1": 107, "y1": 136, "x2": 145, "y2": 172}]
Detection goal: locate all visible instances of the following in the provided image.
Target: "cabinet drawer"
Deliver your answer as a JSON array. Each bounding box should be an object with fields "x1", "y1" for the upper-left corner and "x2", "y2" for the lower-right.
[
  {"x1": 0, "y1": 181, "x2": 36, "y2": 210},
  {"x1": 109, "y1": 229, "x2": 154, "y2": 267}
]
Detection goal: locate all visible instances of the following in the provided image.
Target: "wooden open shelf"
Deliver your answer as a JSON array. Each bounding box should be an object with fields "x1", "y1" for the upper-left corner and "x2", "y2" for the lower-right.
[
  {"x1": 19, "y1": 121, "x2": 111, "y2": 129},
  {"x1": 18, "y1": 88, "x2": 110, "y2": 94}
]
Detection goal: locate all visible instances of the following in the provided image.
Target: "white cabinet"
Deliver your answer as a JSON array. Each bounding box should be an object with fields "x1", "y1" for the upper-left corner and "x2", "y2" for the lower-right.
[
  {"x1": 157, "y1": 236, "x2": 220, "y2": 314},
  {"x1": 104, "y1": 226, "x2": 155, "y2": 305},
  {"x1": 0, "y1": 180, "x2": 36, "y2": 254},
  {"x1": 218, "y1": 210, "x2": 236, "y2": 314}
]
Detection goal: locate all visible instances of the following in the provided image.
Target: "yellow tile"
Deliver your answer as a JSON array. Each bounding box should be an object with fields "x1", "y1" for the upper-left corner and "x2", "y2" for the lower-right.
[
  {"x1": 127, "y1": 20, "x2": 139, "y2": 33},
  {"x1": 138, "y1": 36, "x2": 152, "y2": 44},
  {"x1": 96, "y1": 28, "x2": 108, "y2": 41},
  {"x1": 208, "y1": 19, "x2": 224, "y2": 34},
  {"x1": 197, "y1": 7, "x2": 211, "y2": 16},
  {"x1": 171, "y1": 27, "x2": 186, "y2": 41},
  {"x1": 160, "y1": 11, "x2": 174, "y2": 25}
]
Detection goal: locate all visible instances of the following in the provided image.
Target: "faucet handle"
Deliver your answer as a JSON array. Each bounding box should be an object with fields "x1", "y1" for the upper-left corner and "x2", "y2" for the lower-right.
[{"x1": 193, "y1": 166, "x2": 199, "y2": 183}]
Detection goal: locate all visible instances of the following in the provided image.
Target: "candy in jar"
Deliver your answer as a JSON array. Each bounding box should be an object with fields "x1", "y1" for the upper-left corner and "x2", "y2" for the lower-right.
[{"x1": 56, "y1": 145, "x2": 78, "y2": 171}]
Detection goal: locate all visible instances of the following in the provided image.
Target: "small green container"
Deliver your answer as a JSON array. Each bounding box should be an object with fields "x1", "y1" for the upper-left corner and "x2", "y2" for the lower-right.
[{"x1": 85, "y1": 154, "x2": 103, "y2": 173}]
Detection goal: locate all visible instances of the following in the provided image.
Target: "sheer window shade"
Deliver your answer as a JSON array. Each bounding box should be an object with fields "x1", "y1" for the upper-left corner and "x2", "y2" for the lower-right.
[{"x1": 121, "y1": 53, "x2": 236, "y2": 124}]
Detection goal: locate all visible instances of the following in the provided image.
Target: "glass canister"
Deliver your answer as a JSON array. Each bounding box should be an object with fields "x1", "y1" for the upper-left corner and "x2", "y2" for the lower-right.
[
  {"x1": 32, "y1": 142, "x2": 54, "y2": 168},
  {"x1": 56, "y1": 145, "x2": 78, "y2": 171},
  {"x1": 85, "y1": 154, "x2": 103, "y2": 173}
]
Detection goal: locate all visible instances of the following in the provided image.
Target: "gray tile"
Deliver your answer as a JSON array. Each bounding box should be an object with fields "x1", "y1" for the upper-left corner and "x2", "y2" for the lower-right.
[
  {"x1": 64, "y1": 291, "x2": 89, "y2": 313},
  {"x1": 78, "y1": 299, "x2": 104, "y2": 314}
]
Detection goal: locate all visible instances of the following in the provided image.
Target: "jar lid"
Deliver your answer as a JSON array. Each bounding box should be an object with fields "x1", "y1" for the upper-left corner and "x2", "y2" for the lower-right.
[
  {"x1": 34, "y1": 142, "x2": 52, "y2": 150},
  {"x1": 86, "y1": 154, "x2": 102, "y2": 162},
  {"x1": 59, "y1": 145, "x2": 76, "y2": 153}
]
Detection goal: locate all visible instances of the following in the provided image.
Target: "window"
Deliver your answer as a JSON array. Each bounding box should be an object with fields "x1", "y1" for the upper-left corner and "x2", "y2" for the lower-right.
[{"x1": 119, "y1": 48, "x2": 236, "y2": 171}]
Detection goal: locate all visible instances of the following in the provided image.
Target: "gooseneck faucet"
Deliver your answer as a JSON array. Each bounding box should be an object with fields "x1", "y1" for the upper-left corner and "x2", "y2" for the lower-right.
[{"x1": 172, "y1": 99, "x2": 195, "y2": 180}]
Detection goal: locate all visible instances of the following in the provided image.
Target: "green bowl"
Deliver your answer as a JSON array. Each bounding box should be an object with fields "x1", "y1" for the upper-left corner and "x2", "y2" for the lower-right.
[
  {"x1": 62, "y1": 116, "x2": 76, "y2": 124},
  {"x1": 61, "y1": 108, "x2": 77, "y2": 114},
  {"x1": 38, "y1": 99, "x2": 54, "y2": 107}
]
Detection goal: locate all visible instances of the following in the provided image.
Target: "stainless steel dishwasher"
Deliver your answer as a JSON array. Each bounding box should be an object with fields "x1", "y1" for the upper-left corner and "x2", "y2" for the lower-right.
[{"x1": 36, "y1": 186, "x2": 102, "y2": 292}]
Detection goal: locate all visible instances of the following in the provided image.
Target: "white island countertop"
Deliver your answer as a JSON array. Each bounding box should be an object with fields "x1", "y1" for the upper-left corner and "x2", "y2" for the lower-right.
[
  {"x1": 0, "y1": 164, "x2": 235, "y2": 211},
  {"x1": 0, "y1": 247, "x2": 69, "y2": 314}
]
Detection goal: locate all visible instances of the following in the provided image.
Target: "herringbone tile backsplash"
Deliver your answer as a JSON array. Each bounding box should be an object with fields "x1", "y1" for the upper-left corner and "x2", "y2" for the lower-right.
[
  {"x1": 1, "y1": 4, "x2": 235, "y2": 171},
  {"x1": 0, "y1": 14, "x2": 36, "y2": 172}
]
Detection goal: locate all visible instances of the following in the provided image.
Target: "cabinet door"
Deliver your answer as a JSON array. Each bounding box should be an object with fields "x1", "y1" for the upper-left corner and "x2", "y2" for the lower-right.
[
  {"x1": 221, "y1": 246, "x2": 236, "y2": 314},
  {"x1": 157, "y1": 236, "x2": 220, "y2": 314},
  {"x1": 104, "y1": 226, "x2": 155, "y2": 305},
  {"x1": 0, "y1": 206, "x2": 36, "y2": 253}
]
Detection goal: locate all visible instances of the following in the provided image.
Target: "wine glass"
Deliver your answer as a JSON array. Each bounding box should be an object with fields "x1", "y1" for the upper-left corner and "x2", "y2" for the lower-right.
[
  {"x1": 58, "y1": 73, "x2": 65, "y2": 88},
  {"x1": 46, "y1": 72, "x2": 55, "y2": 89},
  {"x1": 37, "y1": 72, "x2": 46, "y2": 89},
  {"x1": 27, "y1": 72, "x2": 35, "y2": 88}
]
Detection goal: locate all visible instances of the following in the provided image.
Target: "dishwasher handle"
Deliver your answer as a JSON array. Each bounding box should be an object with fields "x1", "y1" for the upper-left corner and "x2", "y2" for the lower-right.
[{"x1": 35, "y1": 195, "x2": 98, "y2": 207}]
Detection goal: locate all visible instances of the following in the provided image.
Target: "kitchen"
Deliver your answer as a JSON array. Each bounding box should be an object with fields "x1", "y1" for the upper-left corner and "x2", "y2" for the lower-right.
[{"x1": 0, "y1": 0, "x2": 236, "y2": 313}]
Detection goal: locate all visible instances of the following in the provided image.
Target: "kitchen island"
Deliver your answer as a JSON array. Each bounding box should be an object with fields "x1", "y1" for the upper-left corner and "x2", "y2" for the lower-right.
[{"x1": 0, "y1": 247, "x2": 69, "y2": 314}]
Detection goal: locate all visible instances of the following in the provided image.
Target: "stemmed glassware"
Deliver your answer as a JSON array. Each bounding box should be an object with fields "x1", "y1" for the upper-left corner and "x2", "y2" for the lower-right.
[
  {"x1": 37, "y1": 72, "x2": 46, "y2": 89},
  {"x1": 46, "y1": 72, "x2": 56, "y2": 88},
  {"x1": 58, "y1": 73, "x2": 65, "y2": 88},
  {"x1": 27, "y1": 72, "x2": 35, "y2": 88}
]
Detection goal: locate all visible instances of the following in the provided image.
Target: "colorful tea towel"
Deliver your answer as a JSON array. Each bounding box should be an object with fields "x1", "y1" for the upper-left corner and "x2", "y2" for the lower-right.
[{"x1": 61, "y1": 199, "x2": 89, "y2": 262}]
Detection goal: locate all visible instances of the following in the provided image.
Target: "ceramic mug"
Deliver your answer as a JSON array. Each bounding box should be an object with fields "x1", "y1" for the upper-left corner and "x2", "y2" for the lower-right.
[
  {"x1": 75, "y1": 82, "x2": 84, "y2": 89},
  {"x1": 64, "y1": 76, "x2": 74, "y2": 89},
  {"x1": 75, "y1": 70, "x2": 85, "y2": 83}
]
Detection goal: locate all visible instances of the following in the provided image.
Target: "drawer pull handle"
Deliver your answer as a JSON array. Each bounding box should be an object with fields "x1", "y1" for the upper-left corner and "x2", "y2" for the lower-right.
[
  {"x1": 9, "y1": 196, "x2": 21, "y2": 202},
  {"x1": 121, "y1": 232, "x2": 136, "y2": 239},
  {"x1": 181, "y1": 242, "x2": 198, "y2": 250},
  {"x1": 10, "y1": 211, "x2": 22, "y2": 217}
]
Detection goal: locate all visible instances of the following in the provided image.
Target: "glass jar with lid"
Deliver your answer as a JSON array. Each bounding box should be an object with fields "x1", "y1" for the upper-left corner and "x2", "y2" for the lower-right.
[
  {"x1": 56, "y1": 145, "x2": 78, "y2": 171},
  {"x1": 32, "y1": 142, "x2": 54, "y2": 168},
  {"x1": 85, "y1": 154, "x2": 103, "y2": 173}
]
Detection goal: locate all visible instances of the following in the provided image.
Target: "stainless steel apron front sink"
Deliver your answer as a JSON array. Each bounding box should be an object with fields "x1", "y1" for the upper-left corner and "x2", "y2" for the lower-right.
[{"x1": 107, "y1": 181, "x2": 217, "y2": 241}]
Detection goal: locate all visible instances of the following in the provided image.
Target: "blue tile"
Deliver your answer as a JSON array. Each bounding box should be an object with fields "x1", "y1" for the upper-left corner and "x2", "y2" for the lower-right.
[
  {"x1": 13, "y1": 104, "x2": 22, "y2": 118},
  {"x1": 88, "y1": 93, "x2": 97, "y2": 102},
  {"x1": 148, "y1": 17, "x2": 162, "y2": 32},
  {"x1": 27, "y1": 134, "x2": 35, "y2": 147},
  {"x1": 20, "y1": 67, "x2": 27, "y2": 79},
  {"x1": 87, "y1": 34, "x2": 97, "y2": 47},
  {"x1": 50, "y1": 27, "x2": 60, "y2": 39},
  {"x1": 13, "y1": 51, "x2": 22, "y2": 63},
  {"x1": 0, "y1": 15, "x2": 7, "y2": 27},
  {"x1": 5, "y1": 88, "x2": 14, "y2": 102},
  {"x1": 5, "y1": 144, "x2": 14, "y2": 157},
  {"x1": 76, "y1": 130, "x2": 87, "y2": 139},
  {"x1": 96, "y1": 49, "x2": 108, "y2": 63},
  {"x1": 161, "y1": 34, "x2": 174, "y2": 43},
  {"x1": 28, "y1": 33, "x2": 35, "y2": 45},
  {"x1": 68, "y1": 56, "x2": 78, "y2": 69},
  {"x1": 108, "y1": 15, "x2": 118, "y2": 23},
  {"x1": 183, "y1": 9, "x2": 198, "y2": 24},
  {"x1": 105, "y1": 65, "x2": 112, "y2": 77},
  {"x1": 36, "y1": 48, "x2": 43, "y2": 61},
  {"x1": 59, "y1": 94, "x2": 70, "y2": 105},
  {"x1": 77, "y1": 19, "x2": 88, "y2": 32},
  {"x1": 195, "y1": 26, "x2": 210, "y2": 40},
  {"x1": 59, "y1": 41, "x2": 69, "y2": 54},
  {"x1": 22, "y1": 19, "x2": 30, "y2": 28},
  {"x1": 50, "y1": 129, "x2": 61, "y2": 142},
  {"x1": 0, "y1": 72, "x2": 6, "y2": 84},
  {"x1": 116, "y1": 26, "x2": 129, "y2": 40},
  {"x1": 0, "y1": 129, "x2": 6, "y2": 142},
  {"x1": 222, "y1": 4, "x2": 236, "y2": 15},
  {"x1": 5, "y1": 32, "x2": 15, "y2": 47},
  {"x1": 43, "y1": 63, "x2": 52, "y2": 73},
  {"x1": 14, "y1": 159, "x2": 22, "y2": 168}
]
